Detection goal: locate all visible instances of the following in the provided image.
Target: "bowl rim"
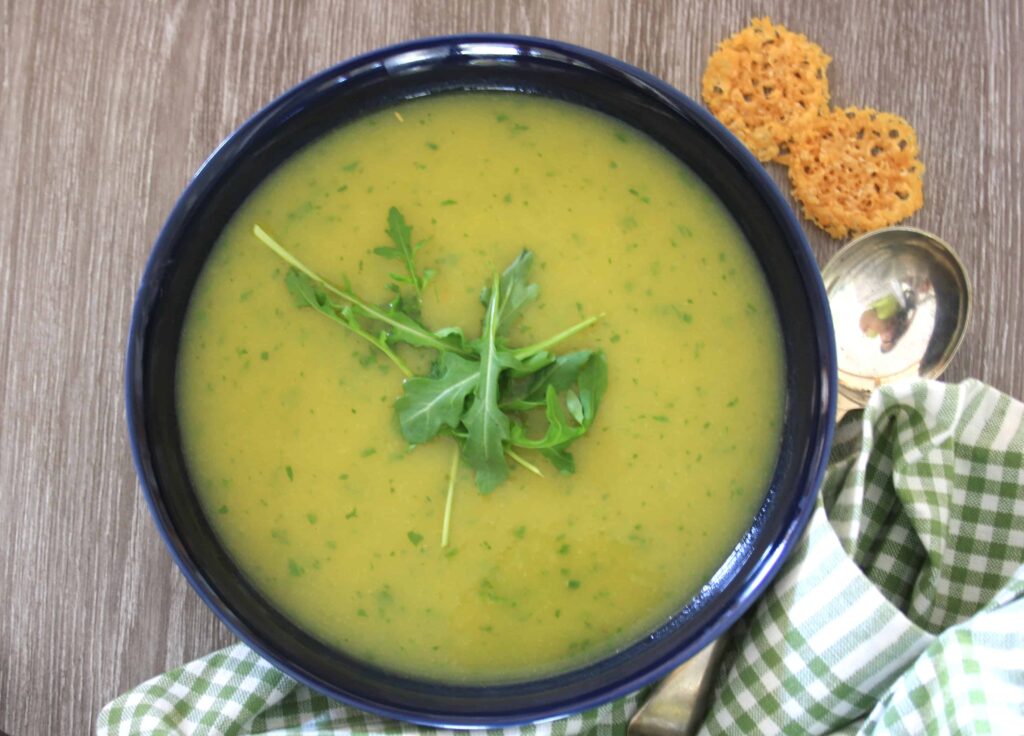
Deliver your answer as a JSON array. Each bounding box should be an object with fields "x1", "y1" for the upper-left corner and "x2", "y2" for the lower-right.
[{"x1": 125, "y1": 32, "x2": 837, "y2": 728}]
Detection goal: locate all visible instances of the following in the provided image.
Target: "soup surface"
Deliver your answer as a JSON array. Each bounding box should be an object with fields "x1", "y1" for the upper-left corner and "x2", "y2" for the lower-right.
[{"x1": 177, "y1": 93, "x2": 784, "y2": 682}]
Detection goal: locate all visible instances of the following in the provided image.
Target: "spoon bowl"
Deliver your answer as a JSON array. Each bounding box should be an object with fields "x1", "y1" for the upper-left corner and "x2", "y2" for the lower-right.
[{"x1": 822, "y1": 227, "x2": 971, "y2": 407}]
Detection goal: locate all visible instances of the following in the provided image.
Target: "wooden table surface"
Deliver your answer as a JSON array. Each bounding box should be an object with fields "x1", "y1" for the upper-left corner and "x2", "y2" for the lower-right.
[{"x1": 1, "y1": 1, "x2": 1021, "y2": 732}]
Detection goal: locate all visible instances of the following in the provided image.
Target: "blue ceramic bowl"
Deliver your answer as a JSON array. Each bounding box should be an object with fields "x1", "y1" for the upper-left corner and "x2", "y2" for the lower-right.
[{"x1": 126, "y1": 34, "x2": 836, "y2": 728}]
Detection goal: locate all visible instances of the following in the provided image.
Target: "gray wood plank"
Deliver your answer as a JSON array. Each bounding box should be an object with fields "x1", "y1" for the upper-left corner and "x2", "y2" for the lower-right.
[{"x1": 1, "y1": 1, "x2": 1020, "y2": 732}]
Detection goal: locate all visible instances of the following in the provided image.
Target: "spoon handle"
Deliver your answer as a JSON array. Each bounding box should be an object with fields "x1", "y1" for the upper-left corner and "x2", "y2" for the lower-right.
[
  {"x1": 626, "y1": 636, "x2": 731, "y2": 736},
  {"x1": 835, "y1": 392, "x2": 862, "y2": 424}
]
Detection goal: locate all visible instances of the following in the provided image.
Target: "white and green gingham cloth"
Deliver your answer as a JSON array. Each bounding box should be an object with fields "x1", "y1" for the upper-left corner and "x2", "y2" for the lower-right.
[
  {"x1": 700, "y1": 379, "x2": 1024, "y2": 735},
  {"x1": 99, "y1": 380, "x2": 1024, "y2": 735}
]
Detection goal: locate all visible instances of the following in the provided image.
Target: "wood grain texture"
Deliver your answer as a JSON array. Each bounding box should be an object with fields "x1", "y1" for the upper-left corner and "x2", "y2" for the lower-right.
[{"x1": 0, "y1": 1, "x2": 1021, "y2": 732}]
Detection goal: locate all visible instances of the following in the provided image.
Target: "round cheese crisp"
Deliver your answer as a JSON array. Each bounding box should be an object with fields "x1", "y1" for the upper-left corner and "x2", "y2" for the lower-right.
[
  {"x1": 702, "y1": 17, "x2": 831, "y2": 163},
  {"x1": 788, "y1": 107, "x2": 925, "y2": 239}
]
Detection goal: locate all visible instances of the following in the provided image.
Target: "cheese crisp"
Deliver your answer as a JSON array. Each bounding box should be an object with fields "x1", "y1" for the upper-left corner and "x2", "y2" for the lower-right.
[
  {"x1": 702, "y1": 17, "x2": 831, "y2": 164},
  {"x1": 787, "y1": 107, "x2": 925, "y2": 239}
]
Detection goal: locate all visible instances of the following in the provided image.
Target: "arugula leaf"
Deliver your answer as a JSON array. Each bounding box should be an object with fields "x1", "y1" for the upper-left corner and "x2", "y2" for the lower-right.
[
  {"x1": 480, "y1": 250, "x2": 539, "y2": 335},
  {"x1": 255, "y1": 225, "x2": 464, "y2": 357},
  {"x1": 509, "y1": 385, "x2": 585, "y2": 450},
  {"x1": 284, "y1": 270, "x2": 413, "y2": 377},
  {"x1": 284, "y1": 268, "x2": 321, "y2": 308},
  {"x1": 506, "y1": 350, "x2": 556, "y2": 377},
  {"x1": 395, "y1": 353, "x2": 479, "y2": 444},
  {"x1": 344, "y1": 295, "x2": 460, "y2": 355},
  {"x1": 462, "y1": 274, "x2": 511, "y2": 493},
  {"x1": 576, "y1": 350, "x2": 608, "y2": 426},
  {"x1": 503, "y1": 350, "x2": 594, "y2": 410},
  {"x1": 565, "y1": 389, "x2": 584, "y2": 424},
  {"x1": 501, "y1": 352, "x2": 598, "y2": 413},
  {"x1": 376, "y1": 300, "x2": 468, "y2": 354},
  {"x1": 540, "y1": 446, "x2": 576, "y2": 474},
  {"x1": 507, "y1": 352, "x2": 607, "y2": 474},
  {"x1": 374, "y1": 207, "x2": 435, "y2": 309}
]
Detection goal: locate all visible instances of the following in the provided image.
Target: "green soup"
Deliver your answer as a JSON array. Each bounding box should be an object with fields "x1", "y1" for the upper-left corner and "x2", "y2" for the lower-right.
[{"x1": 177, "y1": 93, "x2": 784, "y2": 682}]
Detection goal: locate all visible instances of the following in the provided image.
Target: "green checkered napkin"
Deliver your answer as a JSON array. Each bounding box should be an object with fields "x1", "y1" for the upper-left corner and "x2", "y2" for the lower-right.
[
  {"x1": 99, "y1": 380, "x2": 1024, "y2": 735},
  {"x1": 96, "y1": 643, "x2": 645, "y2": 735},
  {"x1": 700, "y1": 379, "x2": 1024, "y2": 735}
]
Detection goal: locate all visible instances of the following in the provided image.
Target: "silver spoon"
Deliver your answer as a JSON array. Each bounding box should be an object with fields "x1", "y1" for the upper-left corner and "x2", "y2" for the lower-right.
[
  {"x1": 823, "y1": 226, "x2": 971, "y2": 417},
  {"x1": 628, "y1": 226, "x2": 972, "y2": 736}
]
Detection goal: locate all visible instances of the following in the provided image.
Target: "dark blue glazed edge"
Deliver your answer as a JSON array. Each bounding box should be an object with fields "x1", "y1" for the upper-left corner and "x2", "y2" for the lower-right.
[{"x1": 125, "y1": 33, "x2": 837, "y2": 729}]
